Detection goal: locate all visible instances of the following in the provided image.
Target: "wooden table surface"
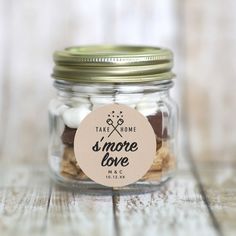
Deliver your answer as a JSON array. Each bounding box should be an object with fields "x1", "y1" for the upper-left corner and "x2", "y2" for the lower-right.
[
  {"x1": 1, "y1": 137, "x2": 235, "y2": 236},
  {"x1": 1, "y1": 0, "x2": 236, "y2": 235}
]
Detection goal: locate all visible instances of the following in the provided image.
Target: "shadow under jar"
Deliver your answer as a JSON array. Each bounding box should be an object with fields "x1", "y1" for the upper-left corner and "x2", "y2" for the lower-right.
[{"x1": 48, "y1": 45, "x2": 178, "y2": 194}]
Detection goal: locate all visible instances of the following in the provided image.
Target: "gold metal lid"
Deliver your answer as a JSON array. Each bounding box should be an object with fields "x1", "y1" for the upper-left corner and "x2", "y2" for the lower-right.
[{"x1": 52, "y1": 45, "x2": 174, "y2": 83}]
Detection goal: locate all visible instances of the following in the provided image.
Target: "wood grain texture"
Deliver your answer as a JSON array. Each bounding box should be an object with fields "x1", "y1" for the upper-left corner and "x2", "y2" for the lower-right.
[
  {"x1": 0, "y1": 166, "x2": 51, "y2": 236},
  {"x1": 184, "y1": 0, "x2": 236, "y2": 161},
  {"x1": 0, "y1": 0, "x2": 236, "y2": 236},
  {"x1": 114, "y1": 169, "x2": 217, "y2": 236},
  {"x1": 0, "y1": 163, "x2": 226, "y2": 236},
  {"x1": 0, "y1": 0, "x2": 178, "y2": 163},
  {"x1": 197, "y1": 162, "x2": 236, "y2": 236},
  {"x1": 182, "y1": 2, "x2": 236, "y2": 235},
  {"x1": 46, "y1": 186, "x2": 114, "y2": 236},
  {"x1": 0, "y1": 165, "x2": 115, "y2": 236}
]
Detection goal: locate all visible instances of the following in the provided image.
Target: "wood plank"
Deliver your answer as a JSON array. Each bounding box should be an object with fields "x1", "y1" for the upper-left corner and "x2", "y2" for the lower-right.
[
  {"x1": 0, "y1": 0, "x2": 178, "y2": 164},
  {"x1": 0, "y1": 165, "x2": 51, "y2": 236},
  {"x1": 46, "y1": 186, "x2": 115, "y2": 236},
  {"x1": 2, "y1": 162, "x2": 234, "y2": 236},
  {"x1": 183, "y1": 1, "x2": 236, "y2": 233},
  {"x1": 196, "y1": 161, "x2": 236, "y2": 236},
  {"x1": 1, "y1": 164, "x2": 224, "y2": 236},
  {"x1": 0, "y1": 0, "x2": 12, "y2": 158},
  {"x1": 0, "y1": 165, "x2": 115, "y2": 236},
  {"x1": 113, "y1": 167, "x2": 218, "y2": 236},
  {"x1": 184, "y1": 0, "x2": 236, "y2": 161}
]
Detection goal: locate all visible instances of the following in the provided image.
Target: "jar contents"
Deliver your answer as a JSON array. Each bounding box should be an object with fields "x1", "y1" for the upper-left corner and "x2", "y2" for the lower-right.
[{"x1": 59, "y1": 106, "x2": 175, "y2": 182}]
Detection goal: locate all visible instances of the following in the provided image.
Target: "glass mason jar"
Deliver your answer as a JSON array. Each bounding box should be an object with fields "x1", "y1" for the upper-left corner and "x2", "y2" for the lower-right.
[{"x1": 48, "y1": 45, "x2": 178, "y2": 194}]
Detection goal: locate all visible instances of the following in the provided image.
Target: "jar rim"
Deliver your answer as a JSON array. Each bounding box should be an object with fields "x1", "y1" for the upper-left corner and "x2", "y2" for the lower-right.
[{"x1": 52, "y1": 45, "x2": 175, "y2": 83}]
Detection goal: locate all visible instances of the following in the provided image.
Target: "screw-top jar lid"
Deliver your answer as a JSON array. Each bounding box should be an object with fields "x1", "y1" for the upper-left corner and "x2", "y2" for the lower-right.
[{"x1": 52, "y1": 45, "x2": 174, "y2": 83}]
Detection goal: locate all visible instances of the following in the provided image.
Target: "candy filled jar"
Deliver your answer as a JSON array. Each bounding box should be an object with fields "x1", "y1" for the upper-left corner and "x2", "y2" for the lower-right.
[{"x1": 48, "y1": 45, "x2": 178, "y2": 193}]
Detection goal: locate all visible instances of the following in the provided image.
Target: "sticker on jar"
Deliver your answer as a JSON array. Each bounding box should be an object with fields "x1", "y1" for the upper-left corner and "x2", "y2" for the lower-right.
[{"x1": 74, "y1": 104, "x2": 156, "y2": 187}]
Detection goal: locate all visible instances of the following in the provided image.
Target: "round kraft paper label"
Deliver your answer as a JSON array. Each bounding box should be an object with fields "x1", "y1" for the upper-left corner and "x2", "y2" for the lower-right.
[{"x1": 74, "y1": 104, "x2": 156, "y2": 187}]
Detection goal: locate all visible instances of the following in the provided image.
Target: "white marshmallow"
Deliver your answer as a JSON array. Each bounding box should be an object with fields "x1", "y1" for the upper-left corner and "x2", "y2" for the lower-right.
[
  {"x1": 62, "y1": 106, "x2": 91, "y2": 128},
  {"x1": 49, "y1": 100, "x2": 69, "y2": 116},
  {"x1": 91, "y1": 96, "x2": 114, "y2": 110},
  {"x1": 136, "y1": 103, "x2": 158, "y2": 116},
  {"x1": 136, "y1": 94, "x2": 158, "y2": 116},
  {"x1": 90, "y1": 96, "x2": 114, "y2": 104},
  {"x1": 115, "y1": 94, "x2": 142, "y2": 103},
  {"x1": 70, "y1": 97, "x2": 92, "y2": 109},
  {"x1": 72, "y1": 85, "x2": 100, "y2": 93},
  {"x1": 56, "y1": 105, "x2": 69, "y2": 116},
  {"x1": 115, "y1": 85, "x2": 143, "y2": 93},
  {"x1": 115, "y1": 94, "x2": 143, "y2": 108},
  {"x1": 71, "y1": 96, "x2": 90, "y2": 104}
]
